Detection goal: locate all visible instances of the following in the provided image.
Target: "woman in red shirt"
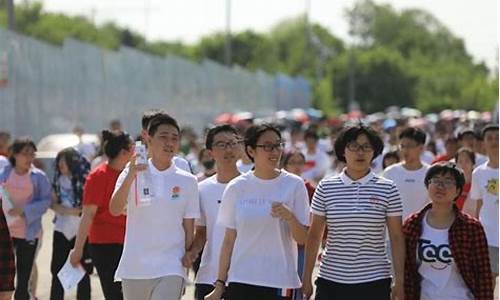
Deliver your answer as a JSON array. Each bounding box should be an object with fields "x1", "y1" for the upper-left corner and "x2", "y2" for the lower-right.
[
  {"x1": 69, "y1": 130, "x2": 133, "y2": 300},
  {"x1": 454, "y1": 147, "x2": 475, "y2": 210}
]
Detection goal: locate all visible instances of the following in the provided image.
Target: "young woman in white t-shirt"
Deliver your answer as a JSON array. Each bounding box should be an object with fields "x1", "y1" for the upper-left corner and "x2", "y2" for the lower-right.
[
  {"x1": 206, "y1": 123, "x2": 310, "y2": 300},
  {"x1": 110, "y1": 113, "x2": 200, "y2": 300}
]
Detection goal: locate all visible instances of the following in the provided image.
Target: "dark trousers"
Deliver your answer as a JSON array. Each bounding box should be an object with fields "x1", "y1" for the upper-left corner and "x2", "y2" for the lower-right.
[
  {"x1": 12, "y1": 238, "x2": 38, "y2": 300},
  {"x1": 50, "y1": 231, "x2": 91, "y2": 300},
  {"x1": 90, "y1": 243, "x2": 123, "y2": 300},
  {"x1": 195, "y1": 283, "x2": 215, "y2": 300},
  {"x1": 315, "y1": 277, "x2": 391, "y2": 300},
  {"x1": 226, "y1": 282, "x2": 290, "y2": 300}
]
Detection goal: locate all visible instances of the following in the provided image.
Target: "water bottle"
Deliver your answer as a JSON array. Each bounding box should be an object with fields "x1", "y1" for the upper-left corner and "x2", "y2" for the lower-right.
[{"x1": 135, "y1": 141, "x2": 153, "y2": 206}]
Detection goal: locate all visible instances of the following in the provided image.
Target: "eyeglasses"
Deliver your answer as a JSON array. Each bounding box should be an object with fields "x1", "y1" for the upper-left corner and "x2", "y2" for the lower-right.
[
  {"x1": 346, "y1": 143, "x2": 373, "y2": 153},
  {"x1": 429, "y1": 178, "x2": 456, "y2": 188},
  {"x1": 255, "y1": 142, "x2": 285, "y2": 152},
  {"x1": 213, "y1": 141, "x2": 242, "y2": 150}
]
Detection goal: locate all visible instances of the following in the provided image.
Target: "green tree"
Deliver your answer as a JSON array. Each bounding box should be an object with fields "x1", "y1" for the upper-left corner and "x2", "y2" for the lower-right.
[{"x1": 332, "y1": 47, "x2": 416, "y2": 112}]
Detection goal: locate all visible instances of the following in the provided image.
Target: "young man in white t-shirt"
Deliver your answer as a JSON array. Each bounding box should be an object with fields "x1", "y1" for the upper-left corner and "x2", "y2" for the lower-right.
[
  {"x1": 182, "y1": 124, "x2": 242, "y2": 300},
  {"x1": 466, "y1": 124, "x2": 499, "y2": 285},
  {"x1": 384, "y1": 127, "x2": 430, "y2": 221},
  {"x1": 110, "y1": 114, "x2": 200, "y2": 300},
  {"x1": 457, "y1": 129, "x2": 488, "y2": 167}
]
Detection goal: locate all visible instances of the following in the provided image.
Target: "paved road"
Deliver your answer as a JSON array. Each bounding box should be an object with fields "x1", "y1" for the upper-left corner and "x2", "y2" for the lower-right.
[{"x1": 32, "y1": 210, "x2": 497, "y2": 299}]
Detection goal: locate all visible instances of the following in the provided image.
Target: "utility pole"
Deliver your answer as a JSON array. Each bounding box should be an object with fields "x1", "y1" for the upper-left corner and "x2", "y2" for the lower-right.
[
  {"x1": 7, "y1": 0, "x2": 15, "y2": 31},
  {"x1": 224, "y1": 0, "x2": 232, "y2": 66}
]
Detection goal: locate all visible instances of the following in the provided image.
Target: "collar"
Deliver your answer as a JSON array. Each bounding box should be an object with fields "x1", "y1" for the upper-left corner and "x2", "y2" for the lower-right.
[
  {"x1": 414, "y1": 202, "x2": 467, "y2": 225},
  {"x1": 340, "y1": 168, "x2": 375, "y2": 185}
]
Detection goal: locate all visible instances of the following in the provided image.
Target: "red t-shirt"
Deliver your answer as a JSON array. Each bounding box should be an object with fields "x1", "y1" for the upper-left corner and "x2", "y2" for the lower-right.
[
  {"x1": 83, "y1": 163, "x2": 126, "y2": 244},
  {"x1": 432, "y1": 154, "x2": 452, "y2": 164},
  {"x1": 455, "y1": 182, "x2": 472, "y2": 211}
]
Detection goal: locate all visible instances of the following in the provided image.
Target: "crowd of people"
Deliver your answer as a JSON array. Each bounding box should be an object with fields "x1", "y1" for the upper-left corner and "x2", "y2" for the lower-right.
[{"x1": 0, "y1": 108, "x2": 497, "y2": 300}]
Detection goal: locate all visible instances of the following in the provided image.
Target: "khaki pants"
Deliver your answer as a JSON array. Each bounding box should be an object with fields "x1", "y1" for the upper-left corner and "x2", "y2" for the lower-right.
[{"x1": 122, "y1": 275, "x2": 184, "y2": 300}]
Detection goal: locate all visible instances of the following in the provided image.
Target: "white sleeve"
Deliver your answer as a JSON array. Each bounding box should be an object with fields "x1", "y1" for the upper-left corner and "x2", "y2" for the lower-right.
[
  {"x1": 217, "y1": 184, "x2": 238, "y2": 229},
  {"x1": 112, "y1": 166, "x2": 134, "y2": 205},
  {"x1": 469, "y1": 170, "x2": 482, "y2": 201},
  {"x1": 293, "y1": 181, "x2": 310, "y2": 226},
  {"x1": 195, "y1": 191, "x2": 206, "y2": 226},
  {"x1": 382, "y1": 167, "x2": 394, "y2": 181},
  {"x1": 184, "y1": 178, "x2": 200, "y2": 219}
]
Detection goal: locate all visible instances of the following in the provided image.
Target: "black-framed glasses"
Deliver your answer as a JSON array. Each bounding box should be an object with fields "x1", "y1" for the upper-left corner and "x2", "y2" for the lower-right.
[
  {"x1": 429, "y1": 178, "x2": 456, "y2": 188},
  {"x1": 346, "y1": 143, "x2": 373, "y2": 153},
  {"x1": 255, "y1": 142, "x2": 285, "y2": 152},
  {"x1": 213, "y1": 140, "x2": 242, "y2": 150}
]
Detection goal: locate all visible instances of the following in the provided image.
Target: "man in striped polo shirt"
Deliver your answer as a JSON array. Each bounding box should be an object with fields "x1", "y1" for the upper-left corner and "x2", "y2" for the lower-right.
[{"x1": 302, "y1": 124, "x2": 404, "y2": 300}]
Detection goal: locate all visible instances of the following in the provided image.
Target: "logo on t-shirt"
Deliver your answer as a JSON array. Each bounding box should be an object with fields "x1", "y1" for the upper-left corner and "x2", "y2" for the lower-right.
[
  {"x1": 485, "y1": 178, "x2": 498, "y2": 196},
  {"x1": 171, "y1": 186, "x2": 180, "y2": 200},
  {"x1": 418, "y1": 238, "x2": 452, "y2": 270}
]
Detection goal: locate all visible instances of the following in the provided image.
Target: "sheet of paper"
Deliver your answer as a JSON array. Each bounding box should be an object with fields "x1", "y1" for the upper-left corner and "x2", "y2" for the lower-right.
[
  {"x1": 0, "y1": 186, "x2": 16, "y2": 225},
  {"x1": 57, "y1": 258, "x2": 86, "y2": 291}
]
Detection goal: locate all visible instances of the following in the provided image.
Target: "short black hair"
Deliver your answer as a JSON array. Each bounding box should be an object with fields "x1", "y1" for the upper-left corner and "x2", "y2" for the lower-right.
[
  {"x1": 454, "y1": 147, "x2": 476, "y2": 165},
  {"x1": 334, "y1": 124, "x2": 384, "y2": 163},
  {"x1": 398, "y1": 127, "x2": 426, "y2": 145},
  {"x1": 142, "y1": 109, "x2": 166, "y2": 130},
  {"x1": 304, "y1": 129, "x2": 319, "y2": 141},
  {"x1": 481, "y1": 124, "x2": 499, "y2": 139},
  {"x1": 424, "y1": 161, "x2": 465, "y2": 201},
  {"x1": 147, "y1": 113, "x2": 180, "y2": 136},
  {"x1": 101, "y1": 130, "x2": 132, "y2": 159},
  {"x1": 9, "y1": 137, "x2": 37, "y2": 166},
  {"x1": 244, "y1": 123, "x2": 282, "y2": 162},
  {"x1": 382, "y1": 151, "x2": 400, "y2": 169},
  {"x1": 205, "y1": 124, "x2": 239, "y2": 150}
]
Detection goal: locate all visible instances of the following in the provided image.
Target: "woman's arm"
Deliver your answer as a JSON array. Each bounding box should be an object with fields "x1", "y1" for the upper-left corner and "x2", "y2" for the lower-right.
[
  {"x1": 69, "y1": 204, "x2": 97, "y2": 267},
  {"x1": 205, "y1": 228, "x2": 237, "y2": 300},
  {"x1": 302, "y1": 214, "x2": 326, "y2": 299},
  {"x1": 387, "y1": 216, "x2": 405, "y2": 300}
]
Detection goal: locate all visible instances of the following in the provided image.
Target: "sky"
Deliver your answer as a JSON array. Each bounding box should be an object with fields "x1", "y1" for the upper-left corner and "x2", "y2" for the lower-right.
[{"x1": 35, "y1": 0, "x2": 498, "y2": 69}]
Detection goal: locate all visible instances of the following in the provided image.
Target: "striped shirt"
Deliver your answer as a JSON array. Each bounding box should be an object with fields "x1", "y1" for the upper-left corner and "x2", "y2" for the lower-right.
[{"x1": 311, "y1": 170, "x2": 402, "y2": 284}]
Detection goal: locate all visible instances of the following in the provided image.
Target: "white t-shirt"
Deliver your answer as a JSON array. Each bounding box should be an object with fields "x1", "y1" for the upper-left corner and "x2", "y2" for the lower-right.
[
  {"x1": 470, "y1": 162, "x2": 499, "y2": 247},
  {"x1": 54, "y1": 176, "x2": 81, "y2": 240},
  {"x1": 420, "y1": 151, "x2": 435, "y2": 165},
  {"x1": 174, "y1": 156, "x2": 192, "y2": 174},
  {"x1": 217, "y1": 170, "x2": 310, "y2": 289},
  {"x1": 475, "y1": 153, "x2": 488, "y2": 168},
  {"x1": 236, "y1": 160, "x2": 253, "y2": 174},
  {"x1": 302, "y1": 149, "x2": 330, "y2": 182},
  {"x1": 195, "y1": 175, "x2": 229, "y2": 285},
  {"x1": 383, "y1": 163, "x2": 430, "y2": 220},
  {"x1": 113, "y1": 160, "x2": 200, "y2": 280},
  {"x1": 418, "y1": 212, "x2": 473, "y2": 300}
]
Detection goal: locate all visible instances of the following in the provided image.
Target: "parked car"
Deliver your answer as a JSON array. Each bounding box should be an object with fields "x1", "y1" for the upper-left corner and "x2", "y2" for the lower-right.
[{"x1": 34, "y1": 133, "x2": 99, "y2": 179}]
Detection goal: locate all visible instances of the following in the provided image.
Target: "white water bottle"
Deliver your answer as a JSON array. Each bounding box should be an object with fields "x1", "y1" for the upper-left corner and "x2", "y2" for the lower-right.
[{"x1": 135, "y1": 141, "x2": 153, "y2": 206}]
